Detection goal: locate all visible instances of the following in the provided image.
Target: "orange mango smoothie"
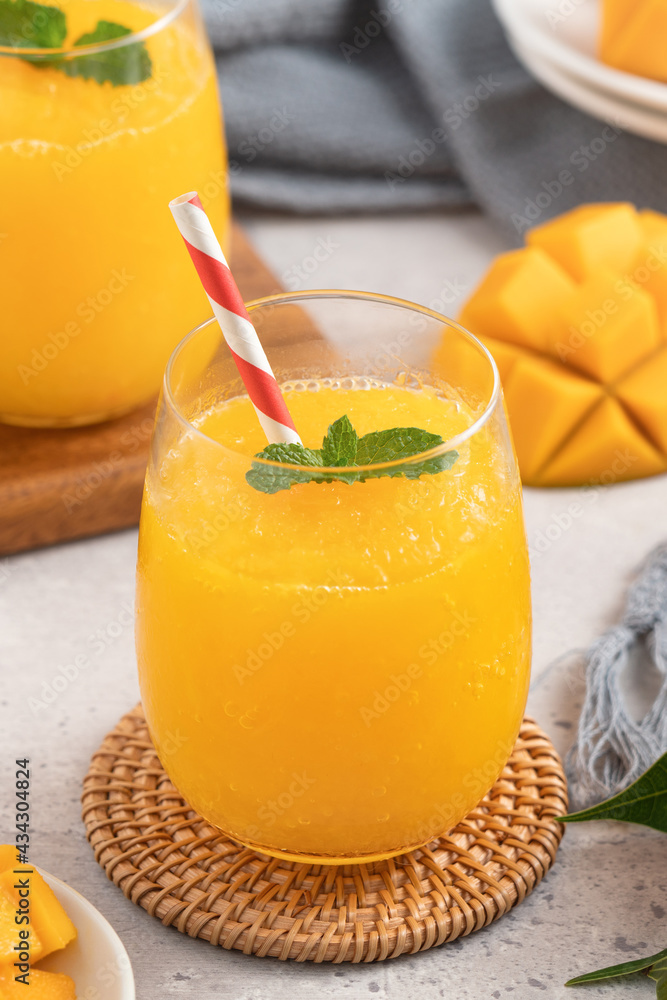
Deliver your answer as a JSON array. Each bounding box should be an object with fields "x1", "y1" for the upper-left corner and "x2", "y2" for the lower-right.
[
  {"x1": 136, "y1": 377, "x2": 531, "y2": 863},
  {"x1": 0, "y1": 0, "x2": 228, "y2": 425}
]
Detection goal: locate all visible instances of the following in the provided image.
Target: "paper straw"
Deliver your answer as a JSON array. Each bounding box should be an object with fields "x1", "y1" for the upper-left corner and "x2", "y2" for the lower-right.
[{"x1": 169, "y1": 192, "x2": 301, "y2": 446}]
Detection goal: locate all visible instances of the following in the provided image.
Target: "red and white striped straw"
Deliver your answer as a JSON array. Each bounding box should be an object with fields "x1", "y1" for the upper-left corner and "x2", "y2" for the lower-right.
[{"x1": 169, "y1": 191, "x2": 301, "y2": 446}]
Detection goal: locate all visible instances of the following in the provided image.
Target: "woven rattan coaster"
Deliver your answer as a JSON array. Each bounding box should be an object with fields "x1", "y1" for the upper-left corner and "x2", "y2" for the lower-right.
[{"x1": 82, "y1": 707, "x2": 567, "y2": 963}]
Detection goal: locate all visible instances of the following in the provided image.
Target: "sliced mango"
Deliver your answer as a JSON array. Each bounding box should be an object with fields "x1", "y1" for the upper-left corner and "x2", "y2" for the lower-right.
[
  {"x1": 0, "y1": 848, "x2": 21, "y2": 875},
  {"x1": 527, "y1": 203, "x2": 642, "y2": 281},
  {"x1": 449, "y1": 202, "x2": 667, "y2": 486},
  {"x1": 0, "y1": 883, "x2": 43, "y2": 964},
  {"x1": 548, "y1": 270, "x2": 660, "y2": 382},
  {"x1": 600, "y1": 0, "x2": 638, "y2": 61},
  {"x1": 502, "y1": 358, "x2": 602, "y2": 482},
  {"x1": 0, "y1": 969, "x2": 76, "y2": 1000},
  {"x1": 459, "y1": 247, "x2": 575, "y2": 352},
  {"x1": 540, "y1": 398, "x2": 665, "y2": 486},
  {"x1": 602, "y1": 0, "x2": 667, "y2": 82},
  {"x1": 616, "y1": 347, "x2": 667, "y2": 454},
  {"x1": 0, "y1": 870, "x2": 76, "y2": 962}
]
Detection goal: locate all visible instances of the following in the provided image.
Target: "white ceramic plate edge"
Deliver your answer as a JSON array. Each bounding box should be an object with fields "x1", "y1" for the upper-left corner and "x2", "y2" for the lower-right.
[
  {"x1": 492, "y1": 0, "x2": 667, "y2": 112},
  {"x1": 506, "y1": 30, "x2": 667, "y2": 144}
]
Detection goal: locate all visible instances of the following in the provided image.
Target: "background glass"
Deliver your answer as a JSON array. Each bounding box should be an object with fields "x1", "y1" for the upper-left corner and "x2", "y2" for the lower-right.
[
  {"x1": 0, "y1": 0, "x2": 229, "y2": 426},
  {"x1": 136, "y1": 291, "x2": 532, "y2": 864}
]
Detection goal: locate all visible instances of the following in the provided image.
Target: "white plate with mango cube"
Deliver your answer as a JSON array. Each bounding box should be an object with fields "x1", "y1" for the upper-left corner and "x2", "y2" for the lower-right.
[
  {"x1": 492, "y1": 0, "x2": 667, "y2": 122},
  {"x1": 0, "y1": 847, "x2": 134, "y2": 1000}
]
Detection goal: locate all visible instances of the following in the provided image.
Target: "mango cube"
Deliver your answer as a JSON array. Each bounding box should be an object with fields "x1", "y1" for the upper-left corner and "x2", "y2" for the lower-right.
[
  {"x1": 503, "y1": 357, "x2": 602, "y2": 482},
  {"x1": 600, "y1": 0, "x2": 637, "y2": 59},
  {"x1": 540, "y1": 398, "x2": 665, "y2": 486},
  {"x1": 0, "y1": 870, "x2": 76, "y2": 962},
  {"x1": 0, "y1": 848, "x2": 21, "y2": 875},
  {"x1": 451, "y1": 202, "x2": 667, "y2": 486},
  {"x1": 0, "y1": 969, "x2": 76, "y2": 1000},
  {"x1": 548, "y1": 270, "x2": 660, "y2": 382},
  {"x1": 459, "y1": 247, "x2": 575, "y2": 352},
  {"x1": 601, "y1": 0, "x2": 667, "y2": 82},
  {"x1": 616, "y1": 347, "x2": 667, "y2": 454},
  {"x1": 527, "y1": 203, "x2": 643, "y2": 281}
]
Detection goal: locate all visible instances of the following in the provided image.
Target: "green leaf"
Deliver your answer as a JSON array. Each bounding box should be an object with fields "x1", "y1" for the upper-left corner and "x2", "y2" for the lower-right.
[
  {"x1": 0, "y1": 0, "x2": 65, "y2": 50},
  {"x1": 649, "y1": 955, "x2": 667, "y2": 1000},
  {"x1": 558, "y1": 752, "x2": 667, "y2": 834},
  {"x1": 245, "y1": 416, "x2": 459, "y2": 494},
  {"x1": 565, "y1": 948, "x2": 667, "y2": 990},
  {"x1": 355, "y1": 426, "x2": 458, "y2": 481},
  {"x1": 321, "y1": 415, "x2": 358, "y2": 468},
  {"x1": 245, "y1": 443, "x2": 325, "y2": 495},
  {"x1": 62, "y1": 20, "x2": 152, "y2": 86}
]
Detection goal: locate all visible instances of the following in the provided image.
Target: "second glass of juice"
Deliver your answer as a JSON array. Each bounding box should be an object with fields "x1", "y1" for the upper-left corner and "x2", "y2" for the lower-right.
[
  {"x1": 136, "y1": 292, "x2": 532, "y2": 864},
  {"x1": 0, "y1": 0, "x2": 228, "y2": 426}
]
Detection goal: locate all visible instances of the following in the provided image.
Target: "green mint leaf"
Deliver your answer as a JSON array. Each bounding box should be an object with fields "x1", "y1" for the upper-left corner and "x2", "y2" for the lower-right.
[
  {"x1": 355, "y1": 426, "x2": 458, "y2": 481},
  {"x1": 246, "y1": 416, "x2": 460, "y2": 494},
  {"x1": 246, "y1": 443, "x2": 325, "y2": 495},
  {"x1": 0, "y1": 0, "x2": 66, "y2": 50},
  {"x1": 558, "y1": 751, "x2": 667, "y2": 834},
  {"x1": 565, "y1": 947, "x2": 667, "y2": 990},
  {"x1": 321, "y1": 415, "x2": 357, "y2": 467},
  {"x1": 61, "y1": 20, "x2": 152, "y2": 86}
]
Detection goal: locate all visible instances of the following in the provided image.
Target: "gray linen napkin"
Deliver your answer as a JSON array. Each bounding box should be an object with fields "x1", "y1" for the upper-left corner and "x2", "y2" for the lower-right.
[{"x1": 202, "y1": 0, "x2": 667, "y2": 240}]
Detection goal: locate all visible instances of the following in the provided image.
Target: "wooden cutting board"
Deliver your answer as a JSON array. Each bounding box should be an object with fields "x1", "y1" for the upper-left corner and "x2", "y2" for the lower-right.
[{"x1": 0, "y1": 221, "x2": 283, "y2": 558}]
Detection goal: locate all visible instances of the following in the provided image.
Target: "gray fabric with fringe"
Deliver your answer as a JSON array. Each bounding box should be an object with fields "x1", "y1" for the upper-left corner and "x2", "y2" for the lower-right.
[{"x1": 567, "y1": 543, "x2": 667, "y2": 809}]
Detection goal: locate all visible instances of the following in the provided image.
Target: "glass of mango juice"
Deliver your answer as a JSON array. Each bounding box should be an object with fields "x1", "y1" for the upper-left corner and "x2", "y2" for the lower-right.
[
  {"x1": 136, "y1": 291, "x2": 532, "y2": 864},
  {"x1": 0, "y1": 0, "x2": 228, "y2": 427}
]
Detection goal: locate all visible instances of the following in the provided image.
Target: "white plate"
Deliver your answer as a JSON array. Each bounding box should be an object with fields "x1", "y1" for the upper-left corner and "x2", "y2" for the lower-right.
[
  {"x1": 508, "y1": 30, "x2": 667, "y2": 144},
  {"x1": 34, "y1": 871, "x2": 135, "y2": 1000},
  {"x1": 492, "y1": 0, "x2": 667, "y2": 113}
]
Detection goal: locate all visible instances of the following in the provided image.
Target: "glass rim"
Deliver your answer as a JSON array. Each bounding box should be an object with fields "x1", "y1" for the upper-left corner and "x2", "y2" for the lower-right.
[
  {"x1": 0, "y1": 0, "x2": 189, "y2": 59},
  {"x1": 163, "y1": 288, "x2": 501, "y2": 475}
]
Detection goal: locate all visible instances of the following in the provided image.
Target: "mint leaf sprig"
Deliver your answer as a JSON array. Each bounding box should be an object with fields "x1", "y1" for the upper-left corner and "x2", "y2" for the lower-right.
[
  {"x1": 0, "y1": 0, "x2": 152, "y2": 86},
  {"x1": 246, "y1": 415, "x2": 459, "y2": 494}
]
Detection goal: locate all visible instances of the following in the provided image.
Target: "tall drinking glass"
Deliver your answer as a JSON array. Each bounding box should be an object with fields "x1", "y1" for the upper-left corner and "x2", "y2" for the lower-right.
[
  {"x1": 0, "y1": 0, "x2": 228, "y2": 426},
  {"x1": 136, "y1": 292, "x2": 532, "y2": 864}
]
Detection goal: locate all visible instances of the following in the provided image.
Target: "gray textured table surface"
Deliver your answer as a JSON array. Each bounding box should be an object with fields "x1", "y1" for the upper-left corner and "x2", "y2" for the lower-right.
[{"x1": 1, "y1": 209, "x2": 666, "y2": 999}]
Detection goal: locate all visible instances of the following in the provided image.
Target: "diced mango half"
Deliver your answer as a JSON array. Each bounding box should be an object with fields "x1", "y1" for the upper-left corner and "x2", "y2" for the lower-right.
[
  {"x1": 450, "y1": 202, "x2": 667, "y2": 486},
  {"x1": 459, "y1": 247, "x2": 575, "y2": 352},
  {"x1": 0, "y1": 969, "x2": 76, "y2": 1000},
  {"x1": 548, "y1": 270, "x2": 660, "y2": 382},
  {"x1": 601, "y1": 0, "x2": 667, "y2": 82},
  {"x1": 527, "y1": 203, "x2": 642, "y2": 281},
  {"x1": 0, "y1": 870, "x2": 76, "y2": 962}
]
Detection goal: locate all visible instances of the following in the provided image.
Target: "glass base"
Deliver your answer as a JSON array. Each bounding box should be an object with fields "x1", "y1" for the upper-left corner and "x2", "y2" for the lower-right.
[{"x1": 225, "y1": 831, "x2": 439, "y2": 867}]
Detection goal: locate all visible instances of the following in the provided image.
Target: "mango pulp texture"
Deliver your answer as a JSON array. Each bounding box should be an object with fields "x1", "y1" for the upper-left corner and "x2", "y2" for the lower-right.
[
  {"x1": 600, "y1": 0, "x2": 667, "y2": 82},
  {"x1": 0, "y1": 848, "x2": 76, "y2": 997},
  {"x1": 452, "y1": 203, "x2": 667, "y2": 487}
]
